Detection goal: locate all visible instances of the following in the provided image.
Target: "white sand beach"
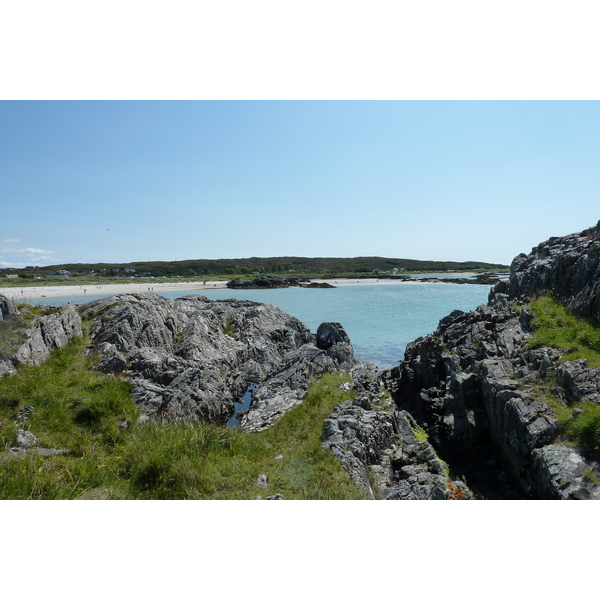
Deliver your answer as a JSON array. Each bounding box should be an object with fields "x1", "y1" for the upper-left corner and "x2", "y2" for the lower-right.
[
  {"x1": 0, "y1": 280, "x2": 230, "y2": 300},
  {"x1": 0, "y1": 274, "x2": 488, "y2": 300}
]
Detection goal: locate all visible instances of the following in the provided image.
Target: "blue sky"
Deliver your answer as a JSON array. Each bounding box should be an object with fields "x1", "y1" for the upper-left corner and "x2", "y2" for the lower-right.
[{"x1": 1, "y1": 100, "x2": 599, "y2": 268}]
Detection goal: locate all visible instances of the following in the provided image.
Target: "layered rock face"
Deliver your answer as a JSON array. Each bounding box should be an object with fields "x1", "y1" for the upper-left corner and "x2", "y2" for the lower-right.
[
  {"x1": 509, "y1": 220, "x2": 600, "y2": 323},
  {"x1": 321, "y1": 363, "x2": 473, "y2": 499},
  {"x1": 81, "y1": 293, "x2": 355, "y2": 428},
  {"x1": 382, "y1": 222, "x2": 600, "y2": 499},
  {"x1": 0, "y1": 298, "x2": 82, "y2": 377},
  {"x1": 0, "y1": 295, "x2": 17, "y2": 321},
  {"x1": 12, "y1": 304, "x2": 82, "y2": 368}
]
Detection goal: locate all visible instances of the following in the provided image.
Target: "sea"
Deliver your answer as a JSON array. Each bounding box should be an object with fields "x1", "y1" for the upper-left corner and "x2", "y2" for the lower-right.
[{"x1": 25, "y1": 279, "x2": 493, "y2": 370}]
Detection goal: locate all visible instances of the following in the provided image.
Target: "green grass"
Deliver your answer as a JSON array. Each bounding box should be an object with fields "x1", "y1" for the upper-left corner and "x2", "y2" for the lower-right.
[
  {"x1": 114, "y1": 372, "x2": 367, "y2": 499},
  {"x1": 0, "y1": 314, "x2": 30, "y2": 361},
  {"x1": 528, "y1": 295, "x2": 600, "y2": 458},
  {"x1": 528, "y1": 295, "x2": 600, "y2": 367},
  {"x1": 0, "y1": 332, "x2": 367, "y2": 499}
]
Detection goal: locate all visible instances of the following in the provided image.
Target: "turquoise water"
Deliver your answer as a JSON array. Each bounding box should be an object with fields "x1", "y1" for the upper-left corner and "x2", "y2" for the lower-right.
[{"x1": 26, "y1": 282, "x2": 491, "y2": 369}]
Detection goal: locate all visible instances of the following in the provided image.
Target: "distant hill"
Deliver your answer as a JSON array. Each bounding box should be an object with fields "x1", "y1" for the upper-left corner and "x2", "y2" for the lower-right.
[{"x1": 0, "y1": 256, "x2": 509, "y2": 279}]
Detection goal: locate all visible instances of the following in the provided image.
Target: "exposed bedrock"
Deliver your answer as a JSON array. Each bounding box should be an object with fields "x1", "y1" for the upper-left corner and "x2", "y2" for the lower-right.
[
  {"x1": 0, "y1": 298, "x2": 83, "y2": 377},
  {"x1": 380, "y1": 221, "x2": 600, "y2": 499},
  {"x1": 81, "y1": 293, "x2": 356, "y2": 427},
  {"x1": 0, "y1": 295, "x2": 17, "y2": 321},
  {"x1": 226, "y1": 275, "x2": 310, "y2": 289},
  {"x1": 509, "y1": 219, "x2": 600, "y2": 323},
  {"x1": 321, "y1": 363, "x2": 473, "y2": 500}
]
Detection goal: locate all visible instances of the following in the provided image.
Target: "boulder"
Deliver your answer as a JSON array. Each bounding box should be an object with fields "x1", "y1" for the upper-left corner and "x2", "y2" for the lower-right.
[{"x1": 16, "y1": 429, "x2": 39, "y2": 449}]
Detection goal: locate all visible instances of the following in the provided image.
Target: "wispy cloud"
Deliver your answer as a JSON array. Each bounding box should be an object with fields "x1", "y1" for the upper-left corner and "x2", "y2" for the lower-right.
[
  {"x1": 0, "y1": 246, "x2": 60, "y2": 268},
  {"x1": 1, "y1": 238, "x2": 22, "y2": 243},
  {"x1": 0, "y1": 247, "x2": 57, "y2": 256}
]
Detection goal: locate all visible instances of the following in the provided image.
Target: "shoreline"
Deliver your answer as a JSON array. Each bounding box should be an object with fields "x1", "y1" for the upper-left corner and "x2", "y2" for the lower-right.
[
  {"x1": 0, "y1": 274, "x2": 499, "y2": 300},
  {"x1": 0, "y1": 280, "x2": 230, "y2": 300}
]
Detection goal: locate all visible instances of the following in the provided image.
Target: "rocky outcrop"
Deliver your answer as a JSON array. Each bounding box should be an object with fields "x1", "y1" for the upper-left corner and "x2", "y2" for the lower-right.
[
  {"x1": 322, "y1": 364, "x2": 473, "y2": 499},
  {"x1": 10, "y1": 303, "x2": 82, "y2": 368},
  {"x1": 509, "y1": 219, "x2": 600, "y2": 323},
  {"x1": 0, "y1": 295, "x2": 17, "y2": 321},
  {"x1": 227, "y1": 275, "x2": 335, "y2": 289},
  {"x1": 81, "y1": 293, "x2": 355, "y2": 427},
  {"x1": 410, "y1": 273, "x2": 504, "y2": 285},
  {"x1": 227, "y1": 275, "x2": 310, "y2": 289},
  {"x1": 381, "y1": 222, "x2": 600, "y2": 499},
  {"x1": 0, "y1": 299, "x2": 82, "y2": 377}
]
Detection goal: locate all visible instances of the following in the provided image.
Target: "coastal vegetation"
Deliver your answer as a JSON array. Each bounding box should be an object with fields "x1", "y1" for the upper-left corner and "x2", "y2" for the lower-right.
[
  {"x1": 0, "y1": 255, "x2": 508, "y2": 286},
  {"x1": 528, "y1": 295, "x2": 600, "y2": 368},
  {"x1": 0, "y1": 330, "x2": 366, "y2": 499},
  {"x1": 528, "y1": 295, "x2": 600, "y2": 458}
]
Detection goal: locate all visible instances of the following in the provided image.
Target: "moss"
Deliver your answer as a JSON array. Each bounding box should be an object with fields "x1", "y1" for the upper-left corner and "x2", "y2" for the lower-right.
[{"x1": 411, "y1": 424, "x2": 428, "y2": 443}]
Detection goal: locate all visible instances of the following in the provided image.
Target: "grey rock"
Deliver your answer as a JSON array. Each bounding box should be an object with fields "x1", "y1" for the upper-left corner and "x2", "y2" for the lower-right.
[
  {"x1": 0, "y1": 295, "x2": 17, "y2": 321},
  {"x1": 556, "y1": 360, "x2": 600, "y2": 404},
  {"x1": 267, "y1": 493, "x2": 285, "y2": 500},
  {"x1": 322, "y1": 393, "x2": 472, "y2": 499},
  {"x1": 507, "y1": 220, "x2": 600, "y2": 324},
  {"x1": 227, "y1": 275, "x2": 310, "y2": 289},
  {"x1": 0, "y1": 360, "x2": 16, "y2": 377},
  {"x1": 532, "y1": 445, "x2": 600, "y2": 500},
  {"x1": 11, "y1": 303, "x2": 82, "y2": 368},
  {"x1": 257, "y1": 474, "x2": 268, "y2": 488},
  {"x1": 81, "y1": 293, "x2": 352, "y2": 427},
  {"x1": 16, "y1": 429, "x2": 39, "y2": 448},
  {"x1": 380, "y1": 224, "x2": 600, "y2": 498},
  {"x1": 14, "y1": 404, "x2": 34, "y2": 425}
]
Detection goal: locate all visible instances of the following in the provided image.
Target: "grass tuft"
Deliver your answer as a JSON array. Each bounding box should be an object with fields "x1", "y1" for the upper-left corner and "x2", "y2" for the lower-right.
[
  {"x1": 528, "y1": 295, "x2": 600, "y2": 367},
  {"x1": 528, "y1": 295, "x2": 600, "y2": 458},
  {"x1": 0, "y1": 331, "x2": 367, "y2": 499}
]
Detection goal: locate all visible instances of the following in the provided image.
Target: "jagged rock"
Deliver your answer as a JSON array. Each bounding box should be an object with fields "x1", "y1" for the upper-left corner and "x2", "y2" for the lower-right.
[
  {"x1": 556, "y1": 359, "x2": 600, "y2": 404},
  {"x1": 509, "y1": 220, "x2": 600, "y2": 323},
  {"x1": 322, "y1": 401, "x2": 472, "y2": 500},
  {"x1": 532, "y1": 445, "x2": 600, "y2": 499},
  {"x1": 0, "y1": 295, "x2": 17, "y2": 321},
  {"x1": 381, "y1": 222, "x2": 600, "y2": 499},
  {"x1": 82, "y1": 293, "x2": 354, "y2": 427},
  {"x1": 240, "y1": 323, "x2": 356, "y2": 432},
  {"x1": 11, "y1": 303, "x2": 82, "y2": 368},
  {"x1": 316, "y1": 322, "x2": 356, "y2": 371},
  {"x1": 226, "y1": 275, "x2": 310, "y2": 289}
]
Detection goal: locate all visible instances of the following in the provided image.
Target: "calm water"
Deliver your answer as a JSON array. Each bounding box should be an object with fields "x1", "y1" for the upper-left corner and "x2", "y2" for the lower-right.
[{"x1": 26, "y1": 282, "x2": 491, "y2": 369}]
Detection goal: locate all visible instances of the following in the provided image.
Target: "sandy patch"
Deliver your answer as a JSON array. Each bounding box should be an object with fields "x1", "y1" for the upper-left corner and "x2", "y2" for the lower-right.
[
  {"x1": 0, "y1": 274, "x2": 494, "y2": 300},
  {"x1": 0, "y1": 280, "x2": 229, "y2": 300}
]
